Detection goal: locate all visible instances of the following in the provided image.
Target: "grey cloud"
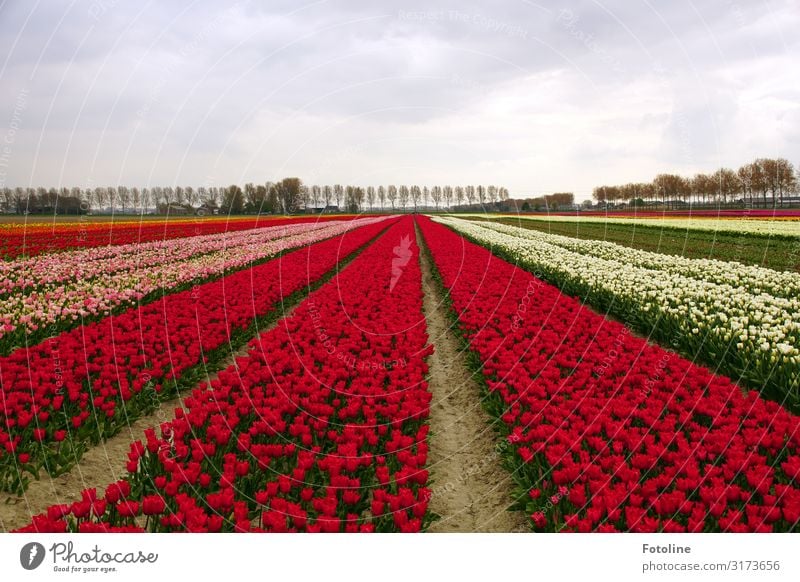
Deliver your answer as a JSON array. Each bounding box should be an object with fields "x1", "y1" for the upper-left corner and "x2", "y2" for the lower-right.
[{"x1": 0, "y1": 0, "x2": 797, "y2": 198}]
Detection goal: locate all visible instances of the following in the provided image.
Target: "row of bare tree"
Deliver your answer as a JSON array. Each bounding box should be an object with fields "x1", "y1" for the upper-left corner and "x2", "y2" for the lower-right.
[
  {"x1": 226, "y1": 183, "x2": 511, "y2": 213},
  {"x1": 0, "y1": 181, "x2": 510, "y2": 214},
  {"x1": 592, "y1": 158, "x2": 799, "y2": 208}
]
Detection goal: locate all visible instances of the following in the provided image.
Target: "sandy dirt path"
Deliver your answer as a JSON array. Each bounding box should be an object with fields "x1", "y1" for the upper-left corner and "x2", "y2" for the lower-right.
[{"x1": 416, "y1": 224, "x2": 528, "y2": 533}]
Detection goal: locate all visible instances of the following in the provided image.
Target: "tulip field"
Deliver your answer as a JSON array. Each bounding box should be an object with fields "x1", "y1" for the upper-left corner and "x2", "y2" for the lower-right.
[
  {"x1": 2, "y1": 212, "x2": 800, "y2": 533},
  {"x1": 420, "y1": 217, "x2": 800, "y2": 533}
]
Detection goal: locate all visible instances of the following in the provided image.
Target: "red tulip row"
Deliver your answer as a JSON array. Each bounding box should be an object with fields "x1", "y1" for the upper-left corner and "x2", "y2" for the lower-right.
[
  {"x1": 18, "y1": 216, "x2": 433, "y2": 532},
  {"x1": 418, "y1": 216, "x2": 800, "y2": 532},
  {"x1": 0, "y1": 216, "x2": 346, "y2": 259},
  {"x1": 0, "y1": 218, "x2": 395, "y2": 494}
]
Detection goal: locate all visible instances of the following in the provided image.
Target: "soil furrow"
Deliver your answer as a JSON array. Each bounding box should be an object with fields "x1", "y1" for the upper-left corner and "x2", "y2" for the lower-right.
[{"x1": 416, "y1": 222, "x2": 527, "y2": 533}]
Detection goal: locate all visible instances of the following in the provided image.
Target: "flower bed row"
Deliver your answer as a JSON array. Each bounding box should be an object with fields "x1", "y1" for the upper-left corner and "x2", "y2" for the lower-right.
[
  {"x1": 0, "y1": 219, "x2": 338, "y2": 295},
  {"x1": 464, "y1": 213, "x2": 800, "y2": 238},
  {"x1": 19, "y1": 216, "x2": 433, "y2": 532},
  {"x1": 555, "y1": 209, "x2": 800, "y2": 219},
  {"x1": 419, "y1": 216, "x2": 800, "y2": 532},
  {"x1": 0, "y1": 215, "x2": 347, "y2": 259},
  {"x1": 436, "y1": 216, "x2": 800, "y2": 409},
  {"x1": 0, "y1": 217, "x2": 387, "y2": 352},
  {"x1": 0, "y1": 218, "x2": 394, "y2": 494},
  {"x1": 474, "y1": 219, "x2": 800, "y2": 300}
]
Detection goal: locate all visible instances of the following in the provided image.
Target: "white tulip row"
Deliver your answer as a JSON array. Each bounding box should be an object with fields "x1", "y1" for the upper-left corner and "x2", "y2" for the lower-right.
[
  {"x1": 455, "y1": 213, "x2": 800, "y2": 238},
  {"x1": 473, "y1": 220, "x2": 800, "y2": 299},
  {"x1": 435, "y1": 216, "x2": 800, "y2": 401}
]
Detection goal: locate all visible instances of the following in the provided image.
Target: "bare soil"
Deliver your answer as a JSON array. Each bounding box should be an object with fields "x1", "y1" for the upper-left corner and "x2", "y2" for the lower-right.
[{"x1": 416, "y1": 224, "x2": 527, "y2": 533}]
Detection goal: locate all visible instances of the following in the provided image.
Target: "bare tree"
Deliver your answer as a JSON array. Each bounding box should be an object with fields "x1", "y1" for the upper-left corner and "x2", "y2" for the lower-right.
[
  {"x1": 108, "y1": 186, "x2": 118, "y2": 211},
  {"x1": 712, "y1": 168, "x2": 740, "y2": 204},
  {"x1": 1, "y1": 188, "x2": 12, "y2": 212},
  {"x1": 652, "y1": 174, "x2": 685, "y2": 209},
  {"x1": 443, "y1": 185, "x2": 453, "y2": 209},
  {"x1": 141, "y1": 188, "x2": 151, "y2": 213},
  {"x1": 366, "y1": 186, "x2": 376, "y2": 211},
  {"x1": 311, "y1": 185, "x2": 322, "y2": 210},
  {"x1": 164, "y1": 187, "x2": 176, "y2": 207},
  {"x1": 431, "y1": 186, "x2": 442, "y2": 210},
  {"x1": 149, "y1": 187, "x2": 162, "y2": 208},
  {"x1": 775, "y1": 159, "x2": 797, "y2": 207},
  {"x1": 487, "y1": 185, "x2": 498, "y2": 209},
  {"x1": 410, "y1": 185, "x2": 421, "y2": 212},
  {"x1": 387, "y1": 185, "x2": 398, "y2": 210},
  {"x1": 477, "y1": 185, "x2": 486, "y2": 208},
  {"x1": 760, "y1": 158, "x2": 797, "y2": 207},
  {"x1": 749, "y1": 160, "x2": 770, "y2": 207},
  {"x1": 333, "y1": 184, "x2": 343, "y2": 210},
  {"x1": 616, "y1": 184, "x2": 634, "y2": 203},
  {"x1": 691, "y1": 174, "x2": 713, "y2": 205},
  {"x1": 455, "y1": 186, "x2": 465, "y2": 208},
  {"x1": 398, "y1": 185, "x2": 409, "y2": 210},
  {"x1": 186, "y1": 186, "x2": 198, "y2": 208},
  {"x1": 94, "y1": 187, "x2": 108, "y2": 211},
  {"x1": 130, "y1": 187, "x2": 140, "y2": 212},
  {"x1": 118, "y1": 186, "x2": 130, "y2": 213},
  {"x1": 377, "y1": 185, "x2": 386, "y2": 210},
  {"x1": 592, "y1": 186, "x2": 610, "y2": 206},
  {"x1": 82, "y1": 188, "x2": 94, "y2": 212},
  {"x1": 465, "y1": 185, "x2": 475, "y2": 207}
]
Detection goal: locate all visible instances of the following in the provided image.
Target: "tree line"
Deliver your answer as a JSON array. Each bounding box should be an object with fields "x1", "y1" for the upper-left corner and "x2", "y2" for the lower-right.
[
  {"x1": 592, "y1": 158, "x2": 799, "y2": 208},
  {"x1": 516, "y1": 192, "x2": 575, "y2": 212},
  {"x1": 0, "y1": 179, "x2": 510, "y2": 215}
]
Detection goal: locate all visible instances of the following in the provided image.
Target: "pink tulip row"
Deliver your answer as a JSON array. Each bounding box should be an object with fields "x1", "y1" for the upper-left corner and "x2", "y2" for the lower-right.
[
  {"x1": 0, "y1": 219, "x2": 338, "y2": 294},
  {"x1": 0, "y1": 217, "x2": 390, "y2": 346}
]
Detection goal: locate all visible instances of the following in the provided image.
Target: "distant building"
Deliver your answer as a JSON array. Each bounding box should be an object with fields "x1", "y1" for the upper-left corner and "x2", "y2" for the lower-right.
[
  {"x1": 196, "y1": 202, "x2": 219, "y2": 215},
  {"x1": 27, "y1": 196, "x2": 88, "y2": 215}
]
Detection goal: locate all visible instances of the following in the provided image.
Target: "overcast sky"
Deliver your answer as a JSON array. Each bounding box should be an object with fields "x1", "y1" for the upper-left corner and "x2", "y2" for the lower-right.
[{"x1": 0, "y1": 0, "x2": 797, "y2": 200}]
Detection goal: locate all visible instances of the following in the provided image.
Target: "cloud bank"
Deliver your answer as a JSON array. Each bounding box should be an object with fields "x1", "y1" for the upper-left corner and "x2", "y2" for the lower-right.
[{"x1": 0, "y1": 0, "x2": 797, "y2": 199}]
